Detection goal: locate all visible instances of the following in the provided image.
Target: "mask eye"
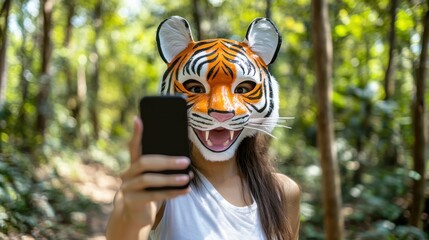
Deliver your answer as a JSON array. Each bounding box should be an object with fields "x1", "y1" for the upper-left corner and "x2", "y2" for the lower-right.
[
  {"x1": 183, "y1": 80, "x2": 206, "y2": 94},
  {"x1": 234, "y1": 81, "x2": 256, "y2": 94}
]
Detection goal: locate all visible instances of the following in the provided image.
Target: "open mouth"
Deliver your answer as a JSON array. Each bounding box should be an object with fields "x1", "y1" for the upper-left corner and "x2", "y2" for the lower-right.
[{"x1": 193, "y1": 128, "x2": 242, "y2": 152}]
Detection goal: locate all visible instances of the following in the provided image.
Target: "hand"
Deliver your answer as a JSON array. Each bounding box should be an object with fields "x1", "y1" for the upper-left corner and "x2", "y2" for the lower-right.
[{"x1": 117, "y1": 117, "x2": 191, "y2": 227}]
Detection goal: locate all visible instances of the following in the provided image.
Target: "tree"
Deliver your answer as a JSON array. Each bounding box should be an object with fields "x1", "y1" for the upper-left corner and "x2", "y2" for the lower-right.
[
  {"x1": 381, "y1": 0, "x2": 401, "y2": 167},
  {"x1": 0, "y1": 0, "x2": 11, "y2": 110},
  {"x1": 191, "y1": 0, "x2": 203, "y2": 40},
  {"x1": 88, "y1": 0, "x2": 102, "y2": 140},
  {"x1": 265, "y1": 0, "x2": 272, "y2": 19},
  {"x1": 35, "y1": 0, "x2": 56, "y2": 140},
  {"x1": 410, "y1": 2, "x2": 429, "y2": 229},
  {"x1": 13, "y1": 0, "x2": 42, "y2": 151},
  {"x1": 384, "y1": 0, "x2": 398, "y2": 100},
  {"x1": 0, "y1": 0, "x2": 11, "y2": 153},
  {"x1": 311, "y1": 0, "x2": 344, "y2": 239},
  {"x1": 62, "y1": 0, "x2": 82, "y2": 134}
]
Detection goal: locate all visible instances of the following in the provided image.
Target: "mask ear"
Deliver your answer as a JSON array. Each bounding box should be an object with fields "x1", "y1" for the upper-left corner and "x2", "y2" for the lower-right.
[
  {"x1": 244, "y1": 18, "x2": 282, "y2": 65},
  {"x1": 156, "y1": 16, "x2": 194, "y2": 63}
]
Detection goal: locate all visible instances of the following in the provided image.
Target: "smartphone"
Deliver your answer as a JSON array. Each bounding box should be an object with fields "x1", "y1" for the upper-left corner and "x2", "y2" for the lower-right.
[{"x1": 139, "y1": 95, "x2": 191, "y2": 190}]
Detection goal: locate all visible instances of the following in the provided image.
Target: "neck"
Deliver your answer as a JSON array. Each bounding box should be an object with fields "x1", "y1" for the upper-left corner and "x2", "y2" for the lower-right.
[{"x1": 191, "y1": 146, "x2": 239, "y2": 184}]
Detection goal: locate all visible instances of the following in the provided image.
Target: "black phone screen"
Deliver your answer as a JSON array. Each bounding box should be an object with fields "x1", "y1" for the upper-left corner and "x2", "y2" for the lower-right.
[
  {"x1": 139, "y1": 95, "x2": 191, "y2": 190},
  {"x1": 140, "y1": 95, "x2": 190, "y2": 157}
]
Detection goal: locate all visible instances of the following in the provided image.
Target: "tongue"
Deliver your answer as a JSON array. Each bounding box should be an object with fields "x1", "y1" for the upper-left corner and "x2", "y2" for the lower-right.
[{"x1": 210, "y1": 129, "x2": 230, "y2": 145}]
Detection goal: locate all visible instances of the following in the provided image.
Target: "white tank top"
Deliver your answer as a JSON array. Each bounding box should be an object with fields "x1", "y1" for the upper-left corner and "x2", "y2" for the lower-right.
[{"x1": 149, "y1": 173, "x2": 265, "y2": 240}]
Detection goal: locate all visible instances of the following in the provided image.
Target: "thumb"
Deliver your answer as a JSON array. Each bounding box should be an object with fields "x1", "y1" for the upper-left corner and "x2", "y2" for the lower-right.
[{"x1": 129, "y1": 116, "x2": 143, "y2": 163}]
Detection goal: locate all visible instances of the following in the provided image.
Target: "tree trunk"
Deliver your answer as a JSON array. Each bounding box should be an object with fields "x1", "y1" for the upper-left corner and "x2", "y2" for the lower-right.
[
  {"x1": 6, "y1": 2, "x2": 40, "y2": 152},
  {"x1": 191, "y1": 0, "x2": 202, "y2": 40},
  {"x1": 410, "y1": 6, "x2": 429, "y2": 229},
  {"x1": 311, "y1": 0, "x2": 344, "y2": 239},
  {"x1": 17, "y1": 40, "x2": 31, "y2": 146},
  {"x1": 63, "y1": 0, "x2": 74, "y2": 47},
  {"x1": 384, "y1": 0, "x2": 398, "y2": 100},
  {"x1": 383, "y1": 0, "x2": 400, "y2": 167},
  {"x1": 265, "y1": 0, "x2": 272, "y2": 19},
  {"x1": 16, "y1": 4, "x2": 32, "y2": 148},
  {"x1": 0, "y1": 0, "x2": 11, "y2": 152},
  {"x1": 76, "y1": 61, "x2": 87, "y2": 146},
  {"x1": 88, "y1": 0, "x2": 102, "y2": 140},
  {"x1": 63, "y1": 0, "x2": 80, "y2": 136},
  {"x1": 35, "y1": 0, "x2": 55, "y2": 139},
  {"x1": 0, "y1": 0, "x2": 11, "y2": 110}
]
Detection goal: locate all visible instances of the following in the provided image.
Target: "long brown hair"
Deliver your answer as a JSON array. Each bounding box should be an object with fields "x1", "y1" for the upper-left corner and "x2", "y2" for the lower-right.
[{"x1": 236, "y1": 134, "x2": 292, "y2": 240}]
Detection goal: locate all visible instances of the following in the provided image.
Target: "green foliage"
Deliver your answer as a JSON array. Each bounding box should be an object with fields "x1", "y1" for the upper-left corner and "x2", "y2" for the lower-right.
[
  {"x1": 357, "y1": 223, "x2": 427, "y2": 240},
  {"x1": 0, "y1": 153, "x2": 96, "y2": 237}
]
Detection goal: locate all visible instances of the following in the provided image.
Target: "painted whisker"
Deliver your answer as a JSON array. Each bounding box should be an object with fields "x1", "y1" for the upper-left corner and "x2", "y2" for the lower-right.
[
  {"x1": 249, "y1": 121, "x2": 291, "y2": 126},
  {"x1": 248, "y1": 123, "x2": 292, "y2": 129},
  {"x1": 243, "y1": 126, "x2": 278, "y2": 139},
  {"x1": 250, "y1": 117, "x2": 295, "y2": 120},
  {"x1": 249, "y1": 119, "x2": 287, "y2": 122},
  {"x1": 249, "y1": 120, "x2": 288, "y2": 123}
]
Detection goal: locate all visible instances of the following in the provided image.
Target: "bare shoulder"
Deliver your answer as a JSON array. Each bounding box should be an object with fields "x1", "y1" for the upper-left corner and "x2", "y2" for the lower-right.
[
  {"x1": 275, "y1": 173, "x2": 301, "y2": 239},
  {"x1": 275, "y1": 173, "x2": 301, "y2": 203}
]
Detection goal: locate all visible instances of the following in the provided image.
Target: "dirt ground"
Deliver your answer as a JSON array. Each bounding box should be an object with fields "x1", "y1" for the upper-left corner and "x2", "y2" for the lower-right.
[{"x1": 68, "y1": 162, "x2": 121, "y2": 239}]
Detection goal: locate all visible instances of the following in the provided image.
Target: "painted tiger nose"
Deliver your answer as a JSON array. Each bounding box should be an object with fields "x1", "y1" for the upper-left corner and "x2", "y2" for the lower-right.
[{"x1": 208, "y1": 109, "x2": 235, "y2": 122}]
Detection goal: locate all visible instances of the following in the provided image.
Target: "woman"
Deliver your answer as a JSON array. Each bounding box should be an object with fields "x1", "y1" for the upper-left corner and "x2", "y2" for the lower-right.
[{"x1": 106, "y1": 16, "x2": 300, "y2": 240}]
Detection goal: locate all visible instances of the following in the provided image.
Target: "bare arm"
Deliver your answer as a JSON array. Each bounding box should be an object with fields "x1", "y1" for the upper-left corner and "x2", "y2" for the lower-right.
[
  {"x1": 106, "y1": 190, "x2": 161, "y2": 240},
  {"x1": 106, "y1": 117, "x2": 190, "y2": 240},
  {"x1": 276, "y1": 173, "x2": 301, "y2": 240}
]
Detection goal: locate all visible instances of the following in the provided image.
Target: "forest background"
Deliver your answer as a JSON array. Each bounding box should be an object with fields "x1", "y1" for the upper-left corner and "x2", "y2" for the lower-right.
[{"x1": 0, "y1": 0, "x2": 428, "y2": 239}]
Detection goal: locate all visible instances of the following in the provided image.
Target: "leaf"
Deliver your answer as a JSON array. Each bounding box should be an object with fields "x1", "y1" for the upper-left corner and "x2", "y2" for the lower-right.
[
  {"x1": 408, "y1": 170, "x2": 421, "y2": 181},
  {"x1": 335, "y1": 25, "x2": 349, "y2": 37}
]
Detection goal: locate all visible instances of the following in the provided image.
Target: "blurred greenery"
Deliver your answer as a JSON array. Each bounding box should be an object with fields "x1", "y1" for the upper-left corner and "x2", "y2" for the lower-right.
[
  {"x1": 0, "y1": 152, "x2": 96, "y2": 238},
  {"x1": 0, "y1": 0, "x2": 428, "y2": 239}
]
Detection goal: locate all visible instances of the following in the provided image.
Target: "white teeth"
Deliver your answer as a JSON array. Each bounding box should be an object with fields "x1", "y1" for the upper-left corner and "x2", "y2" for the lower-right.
[
  {"x1": 230, "y1": 131, "x2": 234, "y2": 140},
  {"x1": 205, "y1": 131, "x2": 210, "y2": 141},
  {"x1": 207, "y1": 139, "x2": 213, "y2": 147},
  {"x1": 223, "y1": 140, "x2": 230, "y2": 147}
]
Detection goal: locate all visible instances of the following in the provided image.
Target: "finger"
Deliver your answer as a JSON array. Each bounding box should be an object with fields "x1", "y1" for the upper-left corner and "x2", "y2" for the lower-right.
[
  {"x1": 129, "y1": 116, "x2": 143, "y2": 163},
  {"x1": 121, "y1": 155, "x2": 190, "y2": 180},
  {"x1": 121, "y1": 173, "x2": 190, "y2": 191},
  {"x1": 123, "y1": 187, "x2": 191, "y2": 206}
]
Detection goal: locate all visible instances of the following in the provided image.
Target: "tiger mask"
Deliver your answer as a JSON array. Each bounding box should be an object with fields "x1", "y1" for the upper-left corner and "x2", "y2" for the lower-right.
[{"x1": 156, "y1": 16, "x2": 282, "y2": 162}]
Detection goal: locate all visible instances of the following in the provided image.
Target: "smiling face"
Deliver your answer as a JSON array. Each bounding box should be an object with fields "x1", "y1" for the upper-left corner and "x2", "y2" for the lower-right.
[{"x1": 157, "y1": 16, "x2": 281, "y2": 161}]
